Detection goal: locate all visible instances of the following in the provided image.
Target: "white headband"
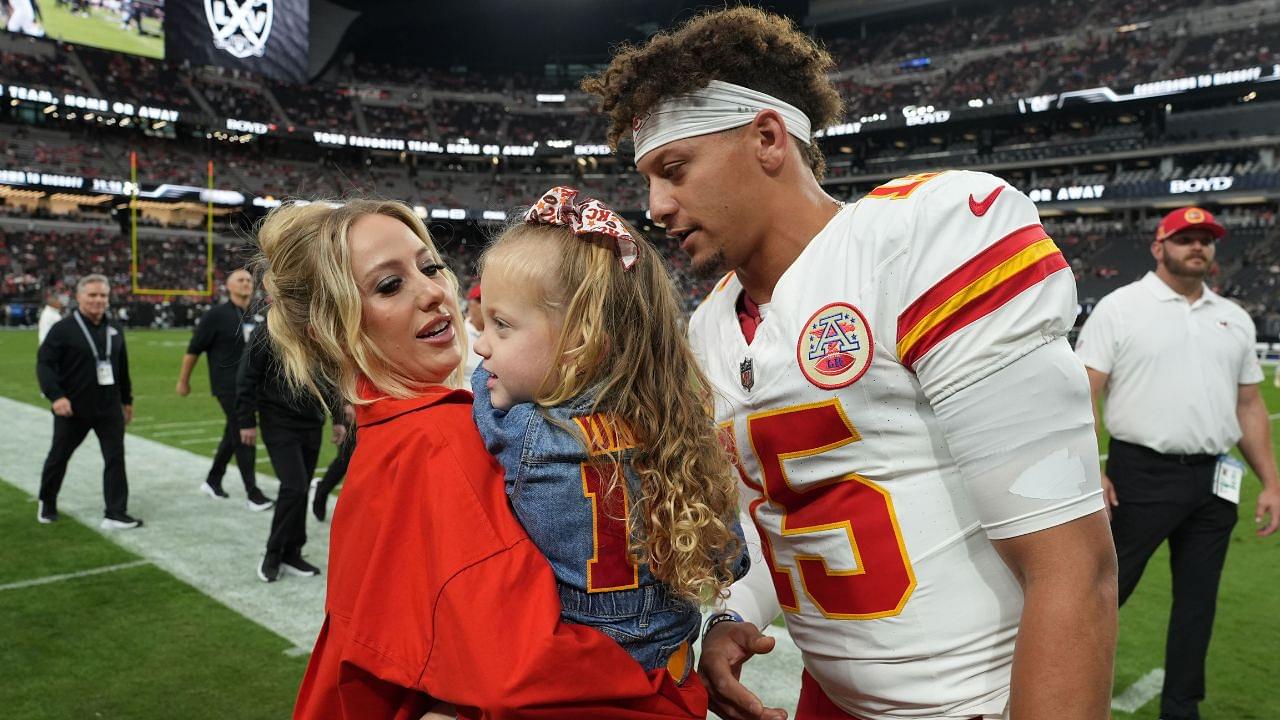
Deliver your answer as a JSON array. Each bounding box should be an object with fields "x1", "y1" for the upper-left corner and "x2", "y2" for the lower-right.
[{"x1": 630, "y1": 80, "x2": 812, "y2": 163}]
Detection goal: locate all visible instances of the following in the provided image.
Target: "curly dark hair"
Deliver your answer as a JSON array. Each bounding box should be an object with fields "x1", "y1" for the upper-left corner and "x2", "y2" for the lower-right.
[{"x1": 581, "y1": 6, "x2": 843, "y2": 180}]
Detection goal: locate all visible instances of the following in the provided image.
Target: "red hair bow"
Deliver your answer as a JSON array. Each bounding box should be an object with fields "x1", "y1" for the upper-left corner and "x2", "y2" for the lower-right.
[{"x1": 523, "y1": 186, "x2": 638, "y2": 271}]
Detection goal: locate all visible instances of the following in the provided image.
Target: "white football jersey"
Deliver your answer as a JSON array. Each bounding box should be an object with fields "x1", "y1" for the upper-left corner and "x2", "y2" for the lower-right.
[{"x1": 690, "y1": 171, "x2": 1103, "y2": 719}]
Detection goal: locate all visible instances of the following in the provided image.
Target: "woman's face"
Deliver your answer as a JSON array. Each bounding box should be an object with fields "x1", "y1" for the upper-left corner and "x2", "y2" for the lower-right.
[{"x1": 349, "y1": 213, "x2": 462, "y2": 386}]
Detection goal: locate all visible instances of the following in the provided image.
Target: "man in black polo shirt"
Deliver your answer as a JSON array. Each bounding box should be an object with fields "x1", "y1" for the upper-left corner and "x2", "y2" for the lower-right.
[
  {"x1": 176, "y1": 268, "x2": 273, "y2": 511},
  {"x1": 36, "y1": 274, "x2": 141, "y2": 529}
]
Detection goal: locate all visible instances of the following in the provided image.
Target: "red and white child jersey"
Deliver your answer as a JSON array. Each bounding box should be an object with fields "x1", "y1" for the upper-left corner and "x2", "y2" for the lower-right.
[{"x1": 689, "y1": 170, "x2": 1103, "y2": 719}]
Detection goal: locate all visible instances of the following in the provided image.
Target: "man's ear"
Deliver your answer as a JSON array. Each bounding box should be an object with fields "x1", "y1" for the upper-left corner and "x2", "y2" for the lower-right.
[{"x1": 752, "y1": 109, "x2": 791, "y2": 174}]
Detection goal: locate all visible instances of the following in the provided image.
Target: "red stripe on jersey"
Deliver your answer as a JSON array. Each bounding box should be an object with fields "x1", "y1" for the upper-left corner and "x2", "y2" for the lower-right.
[
  {"x1": 899, "y1": 251, "x2": 1068, "y2": 371},
  {"x1": 896, "y1": 223, "x2": 1049, "y2": 342}
]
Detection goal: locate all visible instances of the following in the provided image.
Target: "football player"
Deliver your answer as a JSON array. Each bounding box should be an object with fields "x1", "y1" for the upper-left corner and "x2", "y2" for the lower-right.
[{"x1": 584, "y1": 8, "x2": 1117, "y2": 720}]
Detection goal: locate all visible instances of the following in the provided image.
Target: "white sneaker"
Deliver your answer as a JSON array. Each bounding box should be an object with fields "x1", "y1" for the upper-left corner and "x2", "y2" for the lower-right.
[
  {"x1": 245, "y1": 492, "x2": 274, "y2": 512},
  {"x1": 200, "y1": 482, "x2": 229, "y2": 499},
  {"x1": 101, "y1": 513, "x2": 143, "y2": 530}
]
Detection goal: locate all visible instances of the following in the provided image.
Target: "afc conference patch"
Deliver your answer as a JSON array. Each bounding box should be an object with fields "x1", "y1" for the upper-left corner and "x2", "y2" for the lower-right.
[{"x1": 797, "y1": 302, "x2": 874, "y2": 390}]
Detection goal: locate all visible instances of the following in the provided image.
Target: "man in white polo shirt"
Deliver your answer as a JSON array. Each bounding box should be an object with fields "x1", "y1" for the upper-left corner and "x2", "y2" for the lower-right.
[{"x1": 1077, "y1": 206, "x2": 1280, "y2": 720}]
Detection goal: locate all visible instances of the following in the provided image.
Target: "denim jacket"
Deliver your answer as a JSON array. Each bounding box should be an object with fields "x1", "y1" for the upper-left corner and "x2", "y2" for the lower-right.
[{"x1": 472, "y1": 367, "x2": 748, "y2": 675}]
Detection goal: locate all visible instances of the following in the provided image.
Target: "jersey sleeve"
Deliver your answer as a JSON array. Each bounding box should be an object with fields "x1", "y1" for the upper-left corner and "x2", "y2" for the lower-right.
[
  {"x1": 880, "y1": 171, "x2": 1077, "y2": 403},
  {"x1": 868, "y1": 171, "x2": 1102, "y2": 538},
  {"x1": 1073, "y1": 295, "x2": 1122, "y2": 374}
]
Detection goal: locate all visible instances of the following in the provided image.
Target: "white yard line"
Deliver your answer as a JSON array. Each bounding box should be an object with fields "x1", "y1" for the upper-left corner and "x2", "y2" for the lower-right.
[
  {"x1": 0, "y1": 560, "x2": 151, "y2": 592},
  {"x1": 1111, "y1": 668, "x2": 1164, "y2": 713},
  {"x1": 0, "y1": 395, "x2": 328, "y2": 650},
  {"x1": 136, "y1": 418, "x2": 227, "y2": 430},
  {"x1": 177, "y1": 436, "x2": 227, "y2": 445},
  {"x1": 152, "y1": 427, "x2": 222, "y2": 438}
]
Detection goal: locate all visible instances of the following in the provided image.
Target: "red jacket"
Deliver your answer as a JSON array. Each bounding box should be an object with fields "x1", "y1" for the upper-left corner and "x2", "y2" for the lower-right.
[{"x1": 293, "y1": 383, "x2": 707, "y2": 720}]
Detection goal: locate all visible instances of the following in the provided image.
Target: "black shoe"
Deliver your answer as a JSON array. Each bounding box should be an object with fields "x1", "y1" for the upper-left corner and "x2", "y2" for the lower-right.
[
  {"x1": 246, "y1": 487, "x2": 275, "y2": 512},
  {"x1": 310, "y1": 478, "x2": 326, "y2": 522},
  {"x1": 281, "y1": 554, "x2": 321, "y2": 577},
  {"x1": 37, "y1": 500, "x2": 58, "y2": 524},
  {"x1": 101, "y1": 512, "x2": 143, "y2": 530},
  {"x1": 258, "y1": 554, "x2": 281, "y2": 583},
  {"x1": 200, "y1": 481, "x2": 229, "y2": 499}
]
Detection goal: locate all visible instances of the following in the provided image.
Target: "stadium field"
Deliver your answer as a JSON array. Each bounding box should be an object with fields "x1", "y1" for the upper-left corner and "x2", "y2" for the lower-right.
[
  {"x1": 1, "y1": 327, "x2": 1278, "y2": 718},
  {"x1": 40, "y1": 3, "x2": 164, "y2": 59}
]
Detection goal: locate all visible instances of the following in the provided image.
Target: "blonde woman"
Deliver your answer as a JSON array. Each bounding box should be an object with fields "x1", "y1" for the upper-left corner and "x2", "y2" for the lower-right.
[{"x1": 254, "y1": 199, "x2": 705, "y2": 719}]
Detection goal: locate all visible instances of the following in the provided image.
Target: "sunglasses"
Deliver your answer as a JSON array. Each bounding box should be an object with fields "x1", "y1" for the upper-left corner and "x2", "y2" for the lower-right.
[{"x1": 1163, "y1": 235, "x2": 1217, "y2": 247}]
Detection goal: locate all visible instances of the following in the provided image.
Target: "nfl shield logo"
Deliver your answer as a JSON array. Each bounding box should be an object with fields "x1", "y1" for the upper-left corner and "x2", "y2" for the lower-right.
[{"x1": 739, "y1": 357, "x2": 754, "y2": 392}]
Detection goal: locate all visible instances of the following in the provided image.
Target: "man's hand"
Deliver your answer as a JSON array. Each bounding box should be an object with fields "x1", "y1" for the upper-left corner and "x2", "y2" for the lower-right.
[
  {"x1": 697, "y1": 621, "x2": 787, "y2": 720},
  {"x1": 1101, "y1": 471, "x2": 1118, "y2": 518},
  {"x1": 123, "y1": 404, "x2": 133, "y2": 425},
  {"x1": 331, "y1": 424, "x2": 348, "y2": 447},
  {"x1": 240, "y1": 428, "x2": 257, "y2": 446},
  {"x1": 176, "y1": 380, "x2": 190, "y2": 397},
  {"x1": 52, "y1": 397, "x2": 72, "y2": 417},
  {"x1": 1256, "y1": 485, "x2": 1280, "y2": 537}
]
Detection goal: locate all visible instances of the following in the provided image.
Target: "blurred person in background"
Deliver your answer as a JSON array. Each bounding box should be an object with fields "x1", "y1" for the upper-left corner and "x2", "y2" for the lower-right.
[
  {"x1": 176, "y1": 268, "x2": 273, "y2": 511},
  {"x1": 37, "y1": 286, "x2": 65, "y2": 345},
  {"x1": 237, "y1": 320, "x2": 344, "y2": 583},
  {"x1": 35, "y1": 274, "x2": 141, "y2": 529},
  {"x1": 309, "y1": 402, "x2": 355, "y2": 523}
]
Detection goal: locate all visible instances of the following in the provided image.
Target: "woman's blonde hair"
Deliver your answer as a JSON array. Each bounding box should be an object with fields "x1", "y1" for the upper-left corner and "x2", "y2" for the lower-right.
[
  {"x1": 482, "y1": 217, "x2": 741, "y2": 602},
  {"x1": 254, "y1": 199, "x2": 466, "y2": 406}
]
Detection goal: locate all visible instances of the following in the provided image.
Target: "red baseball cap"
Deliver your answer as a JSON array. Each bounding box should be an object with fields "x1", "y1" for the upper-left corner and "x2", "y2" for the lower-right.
[
  {"x1": 466, "y1": 284, "x2": 482, "y2": 301},
  {"x1": 1156, "y1": 207, "x2": 1226, "y2": 242}
]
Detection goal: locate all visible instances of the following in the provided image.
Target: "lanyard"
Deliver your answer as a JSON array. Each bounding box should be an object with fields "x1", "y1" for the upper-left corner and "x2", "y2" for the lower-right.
[{"x1": 73, "y1": 310, "x2": 111, "y2": 362}]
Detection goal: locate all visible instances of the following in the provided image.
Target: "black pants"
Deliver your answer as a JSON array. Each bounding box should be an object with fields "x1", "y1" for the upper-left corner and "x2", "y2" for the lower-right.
[
  {"x1": 262, "y1": 422, "x2": 321, "y2": 559},
  {"x1": 39, "y1": 407, "x2": 129, "y2": 516},
  {"x1": 207, "y1": 394, "x2": 257, "y2": 491},
  {"x1": 1107, "y1": 439, "x2": 1239, "y2": 720},
  {"x1": 314, "y1": 428, "x2": 354, "y2": 500}
]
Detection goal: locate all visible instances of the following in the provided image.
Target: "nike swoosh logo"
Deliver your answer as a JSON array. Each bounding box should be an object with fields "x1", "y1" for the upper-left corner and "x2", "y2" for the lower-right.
[{"x1": 968, "y1": 185, "x2": 1005, "y2": 217}]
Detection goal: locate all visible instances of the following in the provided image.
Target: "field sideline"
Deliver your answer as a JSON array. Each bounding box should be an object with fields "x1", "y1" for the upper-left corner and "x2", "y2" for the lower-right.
[{"x1": 1, "y1": 327, "x2": 1277, "y2": 719}]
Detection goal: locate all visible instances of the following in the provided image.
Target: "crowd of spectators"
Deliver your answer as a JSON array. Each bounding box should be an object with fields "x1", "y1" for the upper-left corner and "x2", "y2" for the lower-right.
[
  {"x1": 1167, "y1": 22, "x2": 1280, "y2": 77},
  {"x1": 0, "y1": 48, "x2": 87, "y2": 95},
  {"x1": 267, "y1": 79, "x2": 353, "y2": 131},
  {"x1": 193, "y1": 77, "x2": 278, "y2": 124},
  {"x1": 0, "y1": 0, "x2": 1270, "y2": 153},
  {"x1": 4, "y1": 204, "x2": 1276, "y2": 322},
  {"x1": 77, "y1": 47, "x2": 197, "y2": 113}
]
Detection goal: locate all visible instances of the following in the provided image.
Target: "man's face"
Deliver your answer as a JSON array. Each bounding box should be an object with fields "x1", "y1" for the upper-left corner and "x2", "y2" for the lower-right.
[
  {"x1": 636, "y1": 129, "x2": 762, "y2": 279},
  {"x1": 226, "y1": 269, "x2": 254, "y2": 300},
  {"x1": 1156, "y1": 229, "x2": 1216, "y2": 279},
  {"x1": 76, "y1": 281, "x2": 109, "y2": 321}
]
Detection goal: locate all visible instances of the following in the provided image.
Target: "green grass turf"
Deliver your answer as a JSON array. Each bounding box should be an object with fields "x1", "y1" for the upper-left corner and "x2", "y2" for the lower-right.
[
  {"x1": 0, "y1": 479, "x2": 309, "y2": 720},
  {"x1": 40, "y1": 3, "x2": 164, "y2": 59},
  {"x1": 0, "y1": 328, "x2": 341, "y2": 472}
]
